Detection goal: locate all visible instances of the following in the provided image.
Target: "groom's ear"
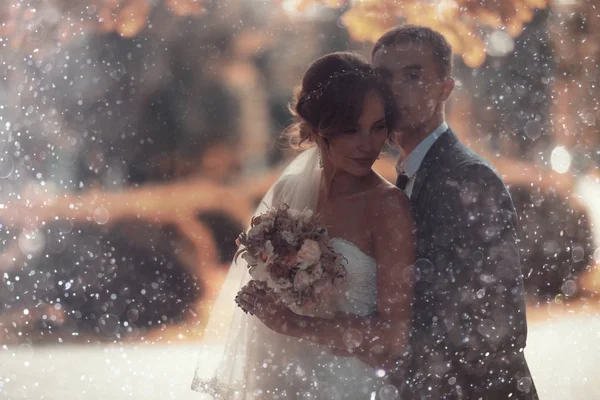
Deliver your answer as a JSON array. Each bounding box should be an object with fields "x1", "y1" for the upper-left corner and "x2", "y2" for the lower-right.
[{"x1": 439, "y1": 77, "x2": 455, "y2": 102}]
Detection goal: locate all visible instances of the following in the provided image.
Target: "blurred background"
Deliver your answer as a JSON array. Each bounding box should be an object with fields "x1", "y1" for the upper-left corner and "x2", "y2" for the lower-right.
[{"x1": 0, "y1": 0, "x2": 599, "y2": 399}]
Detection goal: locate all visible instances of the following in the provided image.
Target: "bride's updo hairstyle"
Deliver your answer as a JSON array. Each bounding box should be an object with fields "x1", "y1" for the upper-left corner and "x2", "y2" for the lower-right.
[{"x1": 286, "y1": 51, "x2": 398, "y2": 149}]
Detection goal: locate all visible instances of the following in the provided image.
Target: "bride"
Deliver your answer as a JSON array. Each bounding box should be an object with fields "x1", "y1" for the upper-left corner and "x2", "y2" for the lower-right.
[{"x1": 192, "y1": 52, "x2": 416, "y2": 399}]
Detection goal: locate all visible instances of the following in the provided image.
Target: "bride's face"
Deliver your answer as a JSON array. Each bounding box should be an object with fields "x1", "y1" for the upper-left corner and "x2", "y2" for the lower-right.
[{"x1": 322, "y1": 90, "x2": 388, "y2": 177}]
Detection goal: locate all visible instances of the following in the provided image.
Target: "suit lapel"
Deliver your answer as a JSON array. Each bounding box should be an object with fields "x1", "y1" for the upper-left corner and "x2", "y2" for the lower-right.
[{"x1": 410, "y1": 129, "x2": 458, "y2": 204}]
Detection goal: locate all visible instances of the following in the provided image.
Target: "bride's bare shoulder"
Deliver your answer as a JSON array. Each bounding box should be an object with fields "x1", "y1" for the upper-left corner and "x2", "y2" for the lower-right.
[
  {"x1": 364, "y1": 179, "x2": 415, "y2": 256},
  {"x1": 374, "y1": 178, "x2": 409, "y2": 203},
  {"x1": 368, "y1": 179, "x2": 412, "y2": 221}
]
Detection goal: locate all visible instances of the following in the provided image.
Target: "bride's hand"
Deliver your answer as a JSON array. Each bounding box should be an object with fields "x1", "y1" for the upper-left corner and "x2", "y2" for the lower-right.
[{"x1": 235, "y1": 284, "x2": 291, "y2": 334}]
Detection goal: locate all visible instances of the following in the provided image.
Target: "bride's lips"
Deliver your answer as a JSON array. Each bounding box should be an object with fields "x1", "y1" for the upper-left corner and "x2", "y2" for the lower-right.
[{"x1": 351, "y1": 157, "x2": 376, "y2": 167}]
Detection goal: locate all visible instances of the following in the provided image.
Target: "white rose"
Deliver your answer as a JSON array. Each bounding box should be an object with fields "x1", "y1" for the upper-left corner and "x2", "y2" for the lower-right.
[
  {"x1": 293, "y1": 270, "x2": 311, "y2": 291},
  {"x1": 297, "y1": 239, "x2": 321, "y2": 266},
  {"x1": 309, "y1": 263, "x2": 323, "y2": 282},
  {"x1": 276, "y1": 278, "x2": 293, "y2": 290},
  {"x1": 280, "y1": 231, "x2": 295, "y2": 245},
  {"x1": 287, "y1": 208, "x2": 301, "y2": 219},
  {"x1": 249, "y1": 262, "x2": 269, "y2": 282},
  {"x1": 300, "y1": 209, "x2": 314, "y2": 220},
  {"x1": 264, "y1": 240, "x2": 274, "y2": 257},
  {"x1": 247, "y1": 224, "x2": 262, "y2": 239}
]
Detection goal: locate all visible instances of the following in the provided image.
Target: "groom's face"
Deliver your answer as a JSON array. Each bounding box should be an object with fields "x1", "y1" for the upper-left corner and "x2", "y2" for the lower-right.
[{"x1": 372, "y1": 42, "x2": 448, "y2": 133}]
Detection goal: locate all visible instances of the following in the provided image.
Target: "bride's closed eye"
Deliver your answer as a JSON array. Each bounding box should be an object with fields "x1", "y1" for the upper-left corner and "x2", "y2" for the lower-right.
[
  {"x1": 371, "y1": 119, "x2": 387, "y2": 133},
  {"x1": 342, "y1": 118, "x2": 386, "y2": 135}
]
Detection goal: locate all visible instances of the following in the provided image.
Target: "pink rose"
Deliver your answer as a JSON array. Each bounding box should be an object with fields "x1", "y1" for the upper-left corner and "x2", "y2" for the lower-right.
[
  {"x1": 259, "y1": 240, "x2": 274, "y2": 262},
  {"x1": 297, "y1": 239, "x2": 321, "y2": 267}
]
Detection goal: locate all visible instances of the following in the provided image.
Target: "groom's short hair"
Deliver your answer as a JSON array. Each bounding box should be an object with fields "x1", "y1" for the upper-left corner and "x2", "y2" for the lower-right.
[{"x1": 372, "y1": 25, "x2": 453, "y2": 78}]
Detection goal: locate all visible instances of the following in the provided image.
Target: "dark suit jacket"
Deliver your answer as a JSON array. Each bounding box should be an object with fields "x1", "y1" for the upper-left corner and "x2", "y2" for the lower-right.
[{"x1": 396, "y1": 129, "x2": 538, "y2": 399}]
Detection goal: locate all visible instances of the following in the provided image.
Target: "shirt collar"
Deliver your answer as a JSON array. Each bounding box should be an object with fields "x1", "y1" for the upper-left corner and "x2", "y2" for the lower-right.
[{"x1": 396, "y1": 122, "x2": 448, "y2": 177}]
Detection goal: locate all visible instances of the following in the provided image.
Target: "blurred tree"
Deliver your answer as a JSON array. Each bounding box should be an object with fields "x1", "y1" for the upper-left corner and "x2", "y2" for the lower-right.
[
  {"x1": 510, "y1": 185, "x2": 595, "y2": 299},
  {"x1": 0, "y1": 219, "x2": 202, "y2": 343},
  {"x1": 282, "y1": 0, "x2": 549, "y2": 67},
  {"x1": 547, "y1": 1, "x2": 600, "y2": 172},
  {"x1": 0, "y1": 209, "x2": 244, "y2": 344},
  {"x1": 451, "y1": 9, "x2": 554, "y2": 160}
]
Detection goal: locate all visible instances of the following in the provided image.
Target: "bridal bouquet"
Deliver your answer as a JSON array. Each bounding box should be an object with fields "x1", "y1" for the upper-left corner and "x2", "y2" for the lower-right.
[{"x1": 235, "y1": 203, "x2": 347, "y2": 315}]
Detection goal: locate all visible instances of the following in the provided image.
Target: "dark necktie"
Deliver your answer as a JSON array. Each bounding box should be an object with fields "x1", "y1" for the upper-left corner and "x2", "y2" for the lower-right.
[{"x1": 396, "y1": 172, "x2": 409, "y2": 191}]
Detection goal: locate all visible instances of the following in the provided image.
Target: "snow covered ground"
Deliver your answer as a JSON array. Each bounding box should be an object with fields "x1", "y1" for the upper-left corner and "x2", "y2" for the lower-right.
[{"x1": 1, "y1": 313, "x2": 599, "y2": 400}]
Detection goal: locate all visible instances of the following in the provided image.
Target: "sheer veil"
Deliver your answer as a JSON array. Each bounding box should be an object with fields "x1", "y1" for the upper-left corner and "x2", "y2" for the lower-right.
[{"x1": 191, "y1": 147, "x2": 322, "y2": 399}]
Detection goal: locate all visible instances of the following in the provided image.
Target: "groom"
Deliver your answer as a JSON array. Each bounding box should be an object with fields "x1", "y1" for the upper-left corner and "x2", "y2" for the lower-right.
[{"x1": 372, "y1": 26, "x2": 538, "y2": 399}]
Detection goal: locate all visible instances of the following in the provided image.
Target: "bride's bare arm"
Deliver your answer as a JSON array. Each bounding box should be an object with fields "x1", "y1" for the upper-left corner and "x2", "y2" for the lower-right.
[{"x1": 239, "y1": 188, "x2": 415, "y2": 370}]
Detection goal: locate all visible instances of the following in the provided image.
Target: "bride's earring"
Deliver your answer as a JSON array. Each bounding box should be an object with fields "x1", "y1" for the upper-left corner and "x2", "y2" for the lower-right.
[{"x1": 318, "y1": 151, "x2": 323, "y2": 169}]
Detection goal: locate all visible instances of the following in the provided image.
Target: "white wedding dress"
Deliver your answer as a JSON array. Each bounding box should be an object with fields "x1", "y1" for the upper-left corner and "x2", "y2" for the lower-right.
[{"x1": 191, "y1": 148, "x2": 395, "y2": 399}]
